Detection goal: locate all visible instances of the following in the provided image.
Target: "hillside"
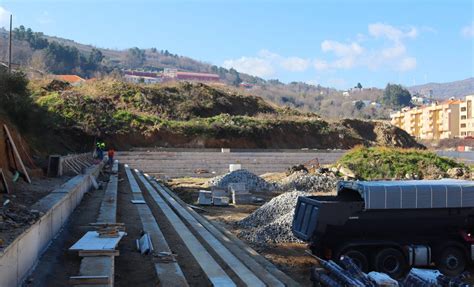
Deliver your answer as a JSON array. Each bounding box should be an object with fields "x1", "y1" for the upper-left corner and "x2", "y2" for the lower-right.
[
  {"x1": 0, "y1": 26, "x2": 392, "y2": 120},
  {"x1": 28, "y1": 77, "x2": 422, "y2": 150},
  {"x1": 408, "y1": 77, "x2": 474, "y2": 99}
]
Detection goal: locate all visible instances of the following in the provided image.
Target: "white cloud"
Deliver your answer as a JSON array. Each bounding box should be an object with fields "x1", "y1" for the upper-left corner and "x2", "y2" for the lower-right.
[
  {"x1": 0, "y1": 6, "x2": 11, "y2": 28},
  {"x1": 317, "y1": 23, "x2": 418, "y2": 72},
  {"x1": 37, "y1": 11, "x2": 54, "y2": 25},
  {"x1": 280, "y1": 57, "x2": 310, "y2": 72},
  {"x1": 368, "y1": 23, "x2": 417, "y2": 41},
  {"x1": 461, "y1": 21, "x2": 474, "y2": 38},
  {"x1": 223, "y1": 56, "x2": 275, "y2": 78},
  {"x1": 397, "y1": 57, "x2": 417, "y2": 71},
  {"x1": 223, "y1": 49, "x2": 310, "y2": 78}
]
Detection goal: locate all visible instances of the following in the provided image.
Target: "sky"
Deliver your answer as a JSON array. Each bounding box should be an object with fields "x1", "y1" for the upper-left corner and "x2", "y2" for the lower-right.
[{"x1": 0, "y1": 0, "x2": 473, "y2": 89}]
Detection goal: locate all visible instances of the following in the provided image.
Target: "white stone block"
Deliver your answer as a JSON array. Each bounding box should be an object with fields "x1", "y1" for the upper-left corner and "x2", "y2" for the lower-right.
[
  {"x1": 198, "y1": 190, "x2": 212, "y2": 205},
  {"x1": 232, "y1": 192, "x2": 252, "y2": 204},
  {"x1": 213, "y1": 196, "x2": 230, "y2": 206},
  {"x1": 229, "y1": 164, "x2": 241, "y2": 172}
]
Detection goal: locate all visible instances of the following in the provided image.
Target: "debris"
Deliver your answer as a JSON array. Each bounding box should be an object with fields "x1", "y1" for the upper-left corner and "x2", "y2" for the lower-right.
[
  {"x1": 277, "y1": 171, "x2": 337, "y2": 193},
  {"x1": 0, "y1": 169, "x2": 9, "y2": 194},
  {"x1": 194, "y1": 168, "x2": 210, "y2": 174},
  {"x1": 287, "y1": 164, "x2": 308, "y2": 175},
  {"x1": 136, "y1": 233, "x2": 153, "y2": 254},
  {"x1": 4, "y1": 124, "x2": 31, "y2": 184},
  {"x1": 237, "y1": 191, "x2": 310, "y2": 244},
  {"x1": 3, "y1": 199, "x2": 10, "y2": 207},
  {"x1": 368, "y1": 272, "x2": 399, "y2": 286},
  {"x1": 209, "y1": 169, "x2": 273, "y2": 192},
  {"x1": 403, "y1": 268, "x2": 440, "y2": 286},
  {"x1": 131, "y1": 200, "x2": 146, "y2": 204}
]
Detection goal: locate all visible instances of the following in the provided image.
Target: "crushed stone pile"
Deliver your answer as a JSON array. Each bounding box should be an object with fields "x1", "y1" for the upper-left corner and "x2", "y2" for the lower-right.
[
  {"x1": 277, "y1": 171, "x2": 337, "y2": 193},
  {"x1": 237, "y1": 191, "x2": 310, "y2": 245},
  {"x1": 208, "y1": 169, "x2": 274, "y2": 192}
]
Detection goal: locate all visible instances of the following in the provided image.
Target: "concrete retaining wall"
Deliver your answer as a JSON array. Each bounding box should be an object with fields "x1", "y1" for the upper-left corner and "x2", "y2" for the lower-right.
[{"x1": 0, "y1": 164, "x2": 102, "y2": 287}]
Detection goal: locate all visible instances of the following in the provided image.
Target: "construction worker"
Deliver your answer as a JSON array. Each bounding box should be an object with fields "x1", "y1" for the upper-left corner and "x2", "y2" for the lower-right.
[
  {"x1": 96, "y1": 141, "x2": 105, "y2": 160},
  {"x1": 108, "y1": 148, "x2": 115, "y2": 166}
]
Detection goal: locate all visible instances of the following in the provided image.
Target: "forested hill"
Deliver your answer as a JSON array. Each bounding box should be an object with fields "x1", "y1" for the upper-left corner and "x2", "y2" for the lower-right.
[{"x1": 0, "y1": 26, "x2": 264, "y2": 86}]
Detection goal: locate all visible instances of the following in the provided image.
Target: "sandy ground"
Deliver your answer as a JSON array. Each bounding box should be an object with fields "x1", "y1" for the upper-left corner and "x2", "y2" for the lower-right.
[{"x1": 165, "y1": 178, "x2": 317, "y2": 286}]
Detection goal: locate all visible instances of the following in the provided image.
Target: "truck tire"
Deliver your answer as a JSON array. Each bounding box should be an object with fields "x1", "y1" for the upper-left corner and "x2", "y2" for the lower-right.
[
  {"x1": 340, "y1": 249, "x2": 369, "y2": 272},
  {"x1": 374, "y1": 248, "x2": 407, "y2": 279},
  {"x1": 436, "y1": 246, "x2": 466, "y2": 276}
]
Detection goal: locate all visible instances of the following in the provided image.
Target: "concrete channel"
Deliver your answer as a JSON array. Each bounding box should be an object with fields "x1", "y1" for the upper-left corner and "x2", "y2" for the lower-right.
[{"x1": 0, "y1": 163, "x2": 102, "y2": 287}]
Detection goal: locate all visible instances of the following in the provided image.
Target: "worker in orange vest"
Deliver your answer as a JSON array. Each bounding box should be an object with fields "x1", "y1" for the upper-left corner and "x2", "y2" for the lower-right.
[{"x1": 107, "y1": 148, "x2": 115, "y2": 166}]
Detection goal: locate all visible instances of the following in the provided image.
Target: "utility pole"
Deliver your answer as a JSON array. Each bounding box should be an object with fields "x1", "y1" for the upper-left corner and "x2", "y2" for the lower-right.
[{"x1": 8, "y1": 14, "x2": 12, "y2": 72}]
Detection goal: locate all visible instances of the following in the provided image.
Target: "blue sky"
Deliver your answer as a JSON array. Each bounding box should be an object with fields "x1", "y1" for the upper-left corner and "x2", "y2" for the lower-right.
[{"x1": 0, "y1": 0, "x2": 473, "y2": 89}]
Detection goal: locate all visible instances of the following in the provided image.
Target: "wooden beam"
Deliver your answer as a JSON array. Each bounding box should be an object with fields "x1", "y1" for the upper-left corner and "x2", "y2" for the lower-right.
[
  {"x1": 3, "y1": 125, "x2": 31, "y2": 183},
  {"x1": 78, "y1": 249, "x2": 119, "y2": 257},
  {"x1": 0, "y1": 168, "x2": 10, "y2": 194},
  {"x1": 69, "y1": 275, "x2": 110, "y2": 285}
]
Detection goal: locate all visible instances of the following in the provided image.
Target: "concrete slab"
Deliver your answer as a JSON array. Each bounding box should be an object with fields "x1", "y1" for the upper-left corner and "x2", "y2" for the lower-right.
[
  {"x1": 69, "y1": 231, "x2": 125, "y2": 251},
  {"x1": 124, "y1": 166, "x2": 189, "y2": 287},
  {"x1": 141, "y1": 172, "x2": 263, "y2": 287},
  {"x1": 134, "y1": 171, "x2": 234, "y2": 287}
]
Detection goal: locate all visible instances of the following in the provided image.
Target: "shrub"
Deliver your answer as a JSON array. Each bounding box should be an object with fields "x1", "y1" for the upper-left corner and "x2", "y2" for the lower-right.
[{"x1": 338, "y1": 146, "x2": 465, "y2": 180}]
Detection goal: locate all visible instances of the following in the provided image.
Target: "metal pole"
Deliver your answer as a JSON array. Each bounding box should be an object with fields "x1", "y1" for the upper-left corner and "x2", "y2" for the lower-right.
[{"x1": 8, "y1": 14, "x2": 12, "y2": 72}]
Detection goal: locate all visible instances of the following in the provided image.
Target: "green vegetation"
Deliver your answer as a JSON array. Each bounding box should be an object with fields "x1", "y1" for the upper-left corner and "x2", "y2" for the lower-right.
[
  {"x1": 0, "y1": 67, "x2": 34, "y2": 130},
  {"x1": 382, "y1": 83, "x2": 412, "y2": 107},
  {"x1": 338, "y1": 146, "x2": 466, "y2": 180}
]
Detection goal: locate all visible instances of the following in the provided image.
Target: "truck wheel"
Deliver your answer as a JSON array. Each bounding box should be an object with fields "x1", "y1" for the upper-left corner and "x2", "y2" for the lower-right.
[
  {"x1": 341, "y1": 249, "x2": 369, "y2": 272},
  {"x1": 436, "y1": 247, "x2": 466, "y2": 276},
  {"x1": 374, "y1": 248, "x2": 407, "y2": 279}
]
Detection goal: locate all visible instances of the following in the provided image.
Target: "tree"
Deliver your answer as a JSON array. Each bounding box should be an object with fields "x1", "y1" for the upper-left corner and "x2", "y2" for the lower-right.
[
  {"x1": 356, "y1": 82, "x2": 362, "y2": 89},
  {"x1": 354, "y1": 100, "x2": 365, "y2": 110},
  {"x1": 382, "y1": 83, "x2": 411, "y2": 107},
  {"x1": 125, "y1": 47, "x2": 146, "y2": 68}
]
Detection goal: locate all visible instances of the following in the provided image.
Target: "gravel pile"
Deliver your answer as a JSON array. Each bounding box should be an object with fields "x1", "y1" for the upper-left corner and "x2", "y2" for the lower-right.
[
  {"x1": 208, "y1": 169, "x2": 274, "y2": 192},
  {"x1": 277, "y1": 171, "x2": 337, "y2": 193},
  {"x1": 237, "y1": 191, "x2": 310, "y2": 244}
]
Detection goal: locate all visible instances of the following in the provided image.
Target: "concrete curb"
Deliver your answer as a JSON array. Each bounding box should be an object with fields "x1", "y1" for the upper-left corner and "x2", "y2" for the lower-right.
[{"x1": 0, "y1": 164, "x2": 103, "y2": 287}]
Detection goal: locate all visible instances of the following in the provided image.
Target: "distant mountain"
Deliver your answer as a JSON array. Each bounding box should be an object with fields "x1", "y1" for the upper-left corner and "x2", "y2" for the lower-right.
[{"x1": 408, "y1": 78, "x2": 474, "y2": 99}]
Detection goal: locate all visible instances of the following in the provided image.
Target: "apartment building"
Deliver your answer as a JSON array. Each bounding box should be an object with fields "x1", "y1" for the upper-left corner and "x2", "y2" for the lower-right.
[
  {"x1": 460, "y1": 95, "x2": 474, "y2": 137},
  {"x1": 390, "y1": 99, "x2": 462, "y2": 140}
]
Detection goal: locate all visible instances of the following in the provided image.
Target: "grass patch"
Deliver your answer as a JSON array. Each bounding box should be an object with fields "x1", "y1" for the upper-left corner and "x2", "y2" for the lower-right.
[{"x1": 338, "y1": 146, "x2": 466, "y2": 180}]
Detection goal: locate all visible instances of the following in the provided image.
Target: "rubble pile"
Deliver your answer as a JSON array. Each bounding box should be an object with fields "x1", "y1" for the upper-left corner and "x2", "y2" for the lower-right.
[
  {"x1": 277, "y1": 171, "x2": 337, "y2": 193},
  {"x1": 237, "y1": 191, "x2": 309, "y2": 244},
  {"x1": 0, "y1": 198, "x2": 41, "y2": 232},
  {"x1": 208, "y1": 169, "x2": 274, "y2": 192}
]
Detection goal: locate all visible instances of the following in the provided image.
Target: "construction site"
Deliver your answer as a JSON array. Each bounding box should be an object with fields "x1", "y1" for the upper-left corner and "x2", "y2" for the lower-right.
[
  {"x1": 2, "y1": 129, "x2": 474, "y2": 286},
  {"x1": 1, "y1": 3, "x2": 474, "y2": 285}
]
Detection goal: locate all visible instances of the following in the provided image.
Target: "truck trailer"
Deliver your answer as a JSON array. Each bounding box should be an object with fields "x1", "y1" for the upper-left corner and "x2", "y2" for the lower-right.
[{"x1": 292, "y1": 179, "x2": 474, "y2": 278}]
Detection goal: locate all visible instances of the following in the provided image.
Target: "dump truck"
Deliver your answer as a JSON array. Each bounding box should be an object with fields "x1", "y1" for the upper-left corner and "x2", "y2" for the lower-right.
[{"x1": 292, "y1": 179, "x2": 474, "y2": 278}]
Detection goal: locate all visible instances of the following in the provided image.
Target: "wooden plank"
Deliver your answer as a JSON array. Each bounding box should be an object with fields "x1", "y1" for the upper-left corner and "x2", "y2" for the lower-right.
[
  {"x1": 0, "y1": 168, "x2": 10, "y2": 194},
  {"x1": 69, "y1": 231, "x2": 125, "y2": 251},
  {"x1": 3, "y1": 124, "x2": 31, "y2": 183},
  {"x1": 69, "y1": 275, "x2": 110, "y2": 285},
  {"x1": 79, "y1": 250, "x2": 120, "y2": 257}
]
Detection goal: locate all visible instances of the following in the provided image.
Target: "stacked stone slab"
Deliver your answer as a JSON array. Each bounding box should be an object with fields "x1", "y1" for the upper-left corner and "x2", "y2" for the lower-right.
[
  {"x1": 210, "y1": 187, "x2": 230, "y2": 206},
  {"x1": 198, "y1": 190, "x2": 212, "y2": 205},
  {"x1": 229, "y1": 182, "x2": 252, "y2": 204}
]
